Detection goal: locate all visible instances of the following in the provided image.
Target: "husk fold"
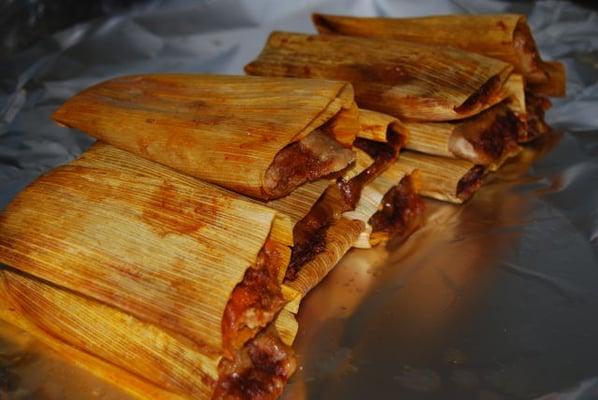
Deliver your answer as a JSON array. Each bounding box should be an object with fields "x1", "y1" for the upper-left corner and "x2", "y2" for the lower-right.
[
  {"x1": 403, "y1": 102, "x2": 521, "y2": 166},
  {"x1": 393, "y1": 151, "x2": 488, "y2": 204},
  {"x1": 0, "y1": 143, "x2": 292, "y2": 359},
  {"x1": 245, "y1": 32, "x2": 513, "y2": 121},
  {"x1": 52, "y1": 74, "x2": 357, "y2": 200},
  {"x1": 312, "y1": 13, "x2": 565, "y2": 96}
]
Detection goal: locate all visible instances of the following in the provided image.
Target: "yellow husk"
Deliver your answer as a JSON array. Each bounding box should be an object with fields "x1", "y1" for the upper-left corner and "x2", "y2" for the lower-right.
[
  {"x1": 285, "y1": 218, "x2": 364, "y2": 300},
  {"x1": 52, "y1": 74, "x2": 357, "y2": 200},
  {"x1": 402, "y1": 102, "x2": 522, "y2": 166},
  {"x1": 342, "y1": 150, "x2": 392, "y2": 247},
  {"x1": 358, "y1": 108, "x2": 409, "y2": 143},
  {"x1": 0, "y1": 269, "x2": 299, "y2": 399},
  {"x1": 401, "y1": 121, "x2": 455, "y2": 158},
  {"x1": 394, "y1": 151, "x2": 487, "y2": 204},
  {"x1": 0, "y1": 269, "x2": 215, "y2": 399},
  {"x1": 529, "y1": 61, "x2": 566, "y2": 97},
  {"x1": 274, "y1": 309, "x2": 299, "y2": 347},
  {"x1": 245, "y1": 31, "x2": 513, "y2": 121},
  {"x1": 266, "y1": 179, "x2": 332, "y2": 226},
  {"x1": 504, "y1": 73, "x2": 526, "y2": 118},
  {"x1": 0, "y1": 143, "x2": 292, "y2": 357},
  {"x1": 312, "y1": 13, "x2": 561, "y2": 89}
]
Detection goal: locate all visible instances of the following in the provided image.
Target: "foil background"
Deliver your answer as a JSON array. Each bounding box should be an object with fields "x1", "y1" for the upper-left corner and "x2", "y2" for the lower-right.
[{"x1": 1, "y1": 0, "x2": 598, "y2": 399}]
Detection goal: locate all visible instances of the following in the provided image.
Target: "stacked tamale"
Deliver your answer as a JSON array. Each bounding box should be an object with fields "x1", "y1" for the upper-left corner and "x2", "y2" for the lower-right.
[
  {"x1": 0, "y1": 12, "x2": 564, "y2": 400},
  {"x1": 0, "y1": 74, "x2": 425, "y2": 400},
  {"x1": 246, "y1": 13, "x2": 564, "y2": 204}
]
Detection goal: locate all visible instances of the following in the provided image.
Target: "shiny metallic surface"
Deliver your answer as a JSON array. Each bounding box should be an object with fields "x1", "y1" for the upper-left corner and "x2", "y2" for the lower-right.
[{"x1": 1, "y1": 1, "x2": 598, "y2": 399}]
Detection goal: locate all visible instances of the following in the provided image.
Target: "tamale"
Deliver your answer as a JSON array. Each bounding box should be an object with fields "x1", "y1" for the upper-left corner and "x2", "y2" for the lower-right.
[
  {"x1": 528, "y1": 61, "x2": 566, "y2": 97},
  {"x1": 52, "y1": 74, "x2": 359, "y2": 200},
  {"x1": 245, "y1": 32, "x2": 514, "y2": 121},
  {"x1": 0, "y1": 269, "x2": 297, "y2": 400},
  {"x1": 312, "y1": 13, "x2": 566, "y2": 96},
  {"x1": 343, "y1": 149, "x2": 425, "y2": 248},
  {"x1": 394, "y1": 151, "x2": 488, "y2": 204},
  {"x1": 277, "y1": 113, "x2": 408, "y2": 284},
  {"x1": 503, "y1": 73, "x2": 552, "y2": 142},
  {"x1": 400, "y1": 103, "x2": 521, "y2": 167},
  {"x1": 524, "y1": 90, "x2": 552, "y2": 143},
  {"x1": 0, "y1": 143, "x2": 297, "y2": 399},
  {"x1": 284, "y1": 217, "x2": 364, "y2": 298}
]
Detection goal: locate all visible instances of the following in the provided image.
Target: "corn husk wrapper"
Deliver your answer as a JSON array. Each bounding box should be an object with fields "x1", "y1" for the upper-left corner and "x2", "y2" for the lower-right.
[
  {"x1": 394, "y1": 151, "x2": 488, "y2": 204},
  {"x1": 269, "y1": 112, "x2": 407, "y2": 302},
  {"x1": 528, "y1": 61, "x2": 566, "y2": 97},
  {"x1": 358, "y1": 108, "x2": 409, "y2": 143},
  {"x1": 52, "y1": 74, "x2": 357, "y2": 200},
  {"x1": 268, "y1": 178, "x2": 365, "y2": 311},
  {"x1": 0, "y1": 269, "x2": 298, "y2": 400},
  {"x1": 0, "y1": 143, "x2": 294, "y2": 372},
  {"x1": 245, "y1": 32, "x2": 513, "y2": 121},
  {"x1": 284, "y1": 217, "x2": 364, "y2": 308},
  {"x1": 402, "y1": 102, "x2": 522, "y2": 167},
  {"x1": 0, "y1": 269, "x2": 212, "y2": 399},
  {"x1": 274, "y1": 309, "x2": 299, "y2": 346},
  {"x1": 502, "y1": 73, "x2": 554, "y2": 143},
  {"x1": 504, "y1": 74, "x2": 526, "y2": 119},
  {"x1": 343, "y1": 149, "x2": 423, "y2": 248},
  {"x1": 312, "y1": 13, "x2": 565, "y2": 96}
]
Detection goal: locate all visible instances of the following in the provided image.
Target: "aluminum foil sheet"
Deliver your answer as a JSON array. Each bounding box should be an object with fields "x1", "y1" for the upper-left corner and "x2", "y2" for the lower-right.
[{"x1": 1, "y1": 0, "x2": 598, "y2": 399}]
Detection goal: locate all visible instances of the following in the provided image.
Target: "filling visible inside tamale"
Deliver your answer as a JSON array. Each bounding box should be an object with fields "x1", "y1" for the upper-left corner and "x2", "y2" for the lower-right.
[
  {"x1": 454, "y1": 75, "x2": 503, "y2": 115},
  {"x1": 523, "y1": 91, "x2": 552, "y2": 142},
  {"x1": 369, "y1": 174, "x2": 425, "y2": 244},
  {"x1": 222, "y1": 240, "x2": 286, "y2": 358},
  {"x1": 456, "y1": 165, "x2": 485, "y2": 201},
  {"x1": 451, "y1": 105, "x2": 521, "y2": 164},
  {"x1": 214, "y1": 327, "x2": 296, "y2": 400},
  {"x1": 263, "y1": 128, "x2": 354, "y2": 198},
  {"x1": 263, "y1": 106, "x2": 357, "y2": 199},
  {"x1": 285, "y1": 130, "x2": 404, "y2": 281},
  {"x1": 513, "y1": 20, "x2": 548, "y2": 84}
]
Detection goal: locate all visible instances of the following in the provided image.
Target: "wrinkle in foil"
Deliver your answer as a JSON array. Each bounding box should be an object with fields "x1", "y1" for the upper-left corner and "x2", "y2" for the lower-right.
[{"x1": 1, "y1": 1, "x2": 598, "y2": 399}]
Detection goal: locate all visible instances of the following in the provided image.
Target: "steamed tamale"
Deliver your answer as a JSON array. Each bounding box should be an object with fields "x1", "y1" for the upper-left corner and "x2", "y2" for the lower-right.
[
  {"x1": 399, "y1": 103, "x2": 521, "y2": 168},
  {"x1": 503, "y1": 73, "x2": 552, "y2": 143},
  {"x1": 277, "y1": 113, "x2": 408, "y2": 284},
  {"x1": 0, "y1": 269, "x2": 297, "y2": 400},
  {"x1": 312, "y1": 13, "x2": 565, "y2": 96},
  {"x1": 52, "y1": 74, "x2": 359, "y2": 200},
  {"x1": 394, "y1": 151, "x2": 488, "y2": 204},
  {"x1": 343, "y1": 149, "x2": 425, "y2": 248},
  {"x1": 528, "y1": 61, "x2": 566, "y2": 97},
  {"x1": 524, "y1": 91, "x2": 552, "y2": 142},
  {"x1": 0, "y1": 143, "x2": 298, "y2": 400},
  {"x1": 245, "y1": 32, "x2": 514, "y2": 121}
]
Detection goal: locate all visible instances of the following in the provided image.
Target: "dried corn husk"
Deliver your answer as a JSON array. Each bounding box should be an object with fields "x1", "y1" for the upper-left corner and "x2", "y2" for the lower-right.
[
  {"x1": 52, "y1": 74, "x2": 358, "y2": 200},
  {"x1": 343, "y1": 150, "x2": 424, "y2": 248},
  {"x1": 394, "y1": 151, "x2": 488, "y2": 204},
  {"x1": 312, "y1": 13, "x2": 565, "y2": 95},
  {"x1": 0, "y1": 269, "x2": 299, "y2": 400},
  {"x1": 274, "y1": 309, "x2": 299, "y2": 347},
  {"x1": 245, "y1": 32, "x2": 513, "y2": 121},
  {"x1": 402, "y1": 102, "x2": 521, "y2": 166},
  {"x1": 0, "y1": 269, "x2": 215, "y2": 399},
  {"x1": 529, "y1": 61, "x2": 566, "y2": 97},
  {"x1": 358, "y1": 108, "x2": 409, "y2": 143},
  {"x1": 0, "y1": 143, "x2": 292, "y2": 361},
  {"x1": 501, "y1": 73, "x2": 554, "y2": 143},
  {"x1": 267, "y1": 179, "x2": 332, "y2": 226},
  {"x1": 284, "y1": 218, "x2": 364, "y2": 300},
  {"x1": 504, "y1": 74, "x2": 526, "y2": 119}
]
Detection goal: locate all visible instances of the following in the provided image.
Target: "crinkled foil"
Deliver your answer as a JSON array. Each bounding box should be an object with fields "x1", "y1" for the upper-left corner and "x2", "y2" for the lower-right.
[{"x1": 1, "y1": 1, "x2": 598, "y2": 399}]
